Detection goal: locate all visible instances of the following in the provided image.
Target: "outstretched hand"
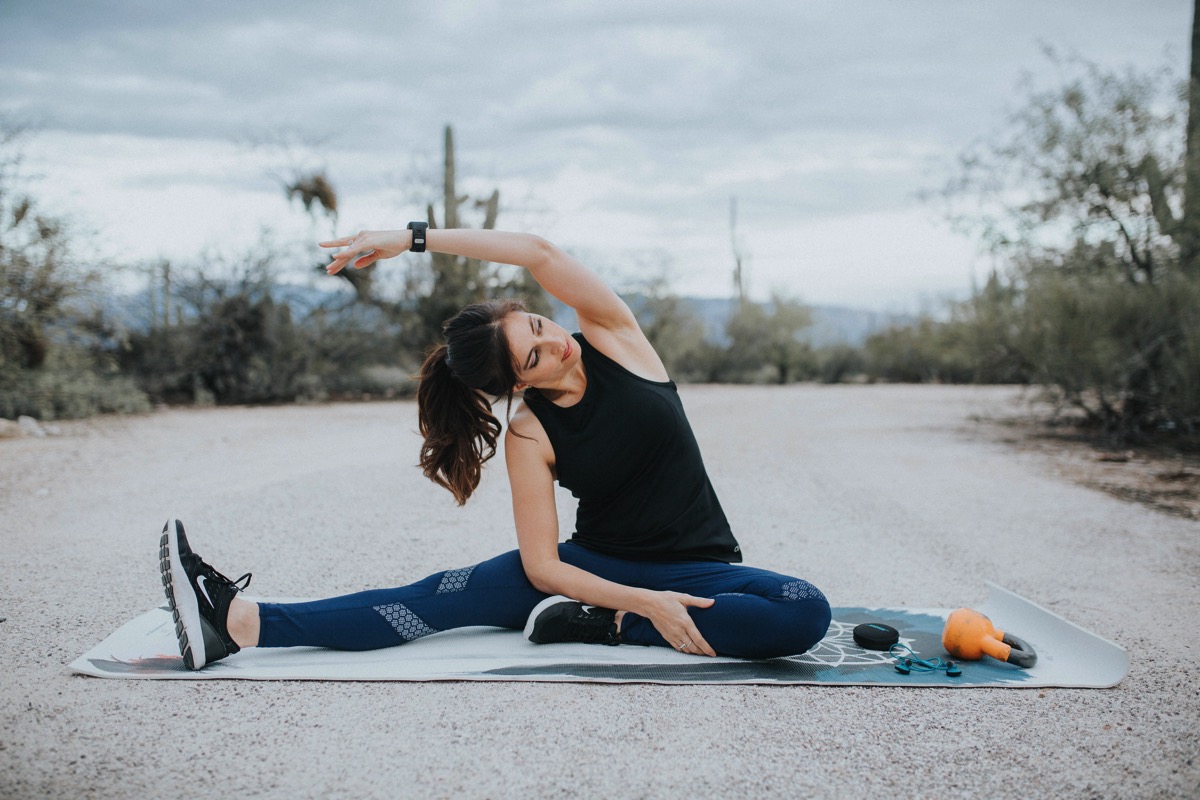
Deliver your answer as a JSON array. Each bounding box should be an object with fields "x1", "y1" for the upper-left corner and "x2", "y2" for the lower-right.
[
  {"x1": 319, "y1": 230, "x2": 413, "y2": 275},
  {"x1": 640, "y1": 591, "x2": 717, "y2": 657}
]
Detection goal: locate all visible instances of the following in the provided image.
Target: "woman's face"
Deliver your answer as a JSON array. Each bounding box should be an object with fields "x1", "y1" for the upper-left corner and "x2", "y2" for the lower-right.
[{"x1": 501, "y1": 311, "x2": 579, "y2": 390}]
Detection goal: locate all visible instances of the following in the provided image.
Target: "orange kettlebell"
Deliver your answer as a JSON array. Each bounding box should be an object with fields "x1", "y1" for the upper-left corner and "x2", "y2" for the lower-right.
[{"x1": 942, "y1": 608, "x2": 1037, "y2": 668}]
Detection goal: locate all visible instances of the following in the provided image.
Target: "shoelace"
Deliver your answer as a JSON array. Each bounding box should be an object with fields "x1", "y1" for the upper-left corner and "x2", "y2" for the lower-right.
[
  {"x1": 567, "y1": 608, "x2": 617, "y2": 643},
  {"x1": 187, "y1": 552, "x2": 252, "y2": 594}
]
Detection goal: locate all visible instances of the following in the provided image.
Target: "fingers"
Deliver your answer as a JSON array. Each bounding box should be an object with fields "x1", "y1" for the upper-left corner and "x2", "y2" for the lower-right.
[
  {"x1": 672, "y1": 628, "x2": 715, "y2": 657},
  {"x1": 320, "y1": 229, "x2": 410, "y2": 274},
  {"x1": 326, "y1": 253, "x2": 353, "y2": 275},
  {"x1": 353, "y1": 251, "x2": 379, "y2": 269},
  {"x1": 657, "y1": 593, "x2": 717, "y2": 657},
  {"x1": 322, "y1": 234, "x2": 360, "y2": 275},
  {"x1": 681, "y1": 619, "x2": 716, "y2": 657},
  {"x1": 324, "y1": 243, "x2": 368, "y2": 275}
]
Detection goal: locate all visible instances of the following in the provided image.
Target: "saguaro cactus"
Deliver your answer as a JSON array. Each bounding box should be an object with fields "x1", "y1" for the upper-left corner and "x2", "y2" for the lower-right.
[
  {"x1": 425, "y1": 126, "x2": 500, "y2": 311},
  {"x1": 407, "y1": 125, "x2": 550, "y2": 348}
]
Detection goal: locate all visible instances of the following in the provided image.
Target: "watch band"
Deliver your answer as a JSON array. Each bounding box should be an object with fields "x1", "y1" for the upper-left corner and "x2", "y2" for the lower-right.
[{"x1": 406, "y1": 221, "x2": 428, "y2": 253}]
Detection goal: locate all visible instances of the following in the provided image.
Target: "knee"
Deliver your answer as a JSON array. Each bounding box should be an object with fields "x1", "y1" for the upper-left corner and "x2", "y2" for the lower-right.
[
  {"x1": 798, "y1": 596, "x2": 833, "y2": 651},
  {"x1": 778, "y1": 579, "x2": 827, "y2": 604},
  {"x1": 725, "y1": 577, "x2": 831, "y2": 658},
  {"x1": 762, "y1": 595, "x2": 832, "y2": 659}
]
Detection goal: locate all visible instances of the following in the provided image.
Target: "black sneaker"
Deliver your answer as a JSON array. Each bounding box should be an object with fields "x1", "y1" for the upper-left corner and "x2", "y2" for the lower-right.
[
  {"x1": 524, "y1": 596, "x2": 620, "y2": 646},
  {"x1": 158, "y1": 519, "x2": 251, "y2": 670}
]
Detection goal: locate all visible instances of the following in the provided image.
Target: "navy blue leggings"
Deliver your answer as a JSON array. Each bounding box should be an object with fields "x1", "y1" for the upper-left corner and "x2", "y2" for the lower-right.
[{"x1": 257, "y1": 542, "x2": 831, "y2": 659}]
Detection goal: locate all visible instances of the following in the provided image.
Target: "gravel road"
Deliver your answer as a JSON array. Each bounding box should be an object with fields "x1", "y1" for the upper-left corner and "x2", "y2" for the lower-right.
[{"x1": 2, "y1": 385, "x2": 1196, "y2": 798}]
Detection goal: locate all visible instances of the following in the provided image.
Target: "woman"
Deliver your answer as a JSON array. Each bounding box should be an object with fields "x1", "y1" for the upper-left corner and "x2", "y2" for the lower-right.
[{"x1": 159, "y1": 226, "x2": 831, "y2": 670}]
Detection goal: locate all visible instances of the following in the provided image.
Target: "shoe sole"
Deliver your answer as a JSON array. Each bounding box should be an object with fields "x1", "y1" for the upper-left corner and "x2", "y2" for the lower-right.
[
  {"x1": 523, "y1": 595, "x2": 571, "y2": 641},
  {"x1": 159, "y1": 519, "x2": 206, "y2": 670}
]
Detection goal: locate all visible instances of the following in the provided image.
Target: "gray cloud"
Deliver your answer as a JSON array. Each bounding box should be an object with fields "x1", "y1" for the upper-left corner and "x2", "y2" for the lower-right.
[
  {"x1": 0, "y1": 0, "x2": 1189, "y2": 307},
  {"x1": 6, "y1": 1, "x2": 1184, "y2": 146}
]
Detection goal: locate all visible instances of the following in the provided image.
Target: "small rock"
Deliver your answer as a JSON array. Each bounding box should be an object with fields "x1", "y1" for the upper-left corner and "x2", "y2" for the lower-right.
[
  {"x1": 17, "y1": 416, "x2": 46, "y2": 438},
  {"x1": 0, "y1": 419, "x2": 23, "y2": 439}
]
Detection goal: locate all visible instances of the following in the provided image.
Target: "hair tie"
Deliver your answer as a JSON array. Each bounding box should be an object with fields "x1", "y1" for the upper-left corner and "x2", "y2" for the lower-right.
[{"x1": 442, "y1": 349, "x2": 461, "y2": 382}]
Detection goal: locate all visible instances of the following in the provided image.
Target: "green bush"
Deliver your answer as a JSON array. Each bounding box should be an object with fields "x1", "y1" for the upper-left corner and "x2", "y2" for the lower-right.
[
  {"x1": 863, "y1": 318, "x2": 972, "y2": 383},
  {"x1": 930, "y1": 52, "x2": 1199, "y2": 441},
  {"x1": 0, "y1": 128, "x2": 151, "y2": 421},
  {"x1": 121, "y1": 259, "x2": 422, "y2": 406},
  {"x1": 1018, "y1": 269, "x2": 1200, "y2": 437},
  {"x1": 124, "y1": 289, "x2": 317, "y2": 405},
  {"x1": 720, "y1": 295, "x2": 814, "y2": 384},
  {"x1": 0, "y1": 349, "x2": 150, "y2": 420},
  {"x1": 817, "y1": 344, "x2": 867, "y2": 384}
]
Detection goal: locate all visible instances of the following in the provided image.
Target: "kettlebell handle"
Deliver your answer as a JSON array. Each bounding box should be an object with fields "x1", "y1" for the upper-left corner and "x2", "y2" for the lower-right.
[{"x1": 1001, "y1": 632, "x2": 1037, "y2": 668}]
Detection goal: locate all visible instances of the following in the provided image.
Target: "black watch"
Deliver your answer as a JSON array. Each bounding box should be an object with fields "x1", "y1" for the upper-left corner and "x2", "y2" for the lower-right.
[{"x1": 407, "y1": 221, "x2": 428, "y2": 253}]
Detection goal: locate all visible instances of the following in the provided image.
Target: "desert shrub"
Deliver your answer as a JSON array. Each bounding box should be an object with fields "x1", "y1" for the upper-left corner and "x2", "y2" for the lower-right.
[
  {"x1": 721, "y1": 295, "x2": 815, "y2": 384},
  {"x1": 126, "y1": 295, "x2": 316, "y2": 406},
  {"x1": 672, "y1": 339, "x2": 729, "y2": 383},
  {"x1": 122, "y1": 260, "x2": 421, "y2": 406},
  {"x1": 192, "y1": 292, "x2": 313, "y2": 404},
  {"x1": 1017, "y1": 268, "x2": 1200, "y2": 437},
  {"x1": 817, "y1": 344, "x2": 867, "y2": 384},
  {"x1": 298, "y1": 303, "x2": 413, "y2": 399},
  {"x1": 0, "y1": 126, "x2": 151, "y2": 419},
  {"x1": 863, "y1": 318, "x2": 972, "y2": 383},
  {"x1": 942, "y1": 273, "x2": 1031, "y2": 384},
  {"x1": 122, "y1": 250, "x2": 322, "y2": 405},
  {"x1": 0, "y1": 348, "x2": 150, "y2": 420},
  {"x1": 935, "y1": 52, "x2": 1198, "y2": 440}
]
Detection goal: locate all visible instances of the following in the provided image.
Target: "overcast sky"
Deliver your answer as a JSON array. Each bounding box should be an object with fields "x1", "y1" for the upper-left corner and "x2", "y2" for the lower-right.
[{"x1": 0, "y1": 1, "x2": 1190, "y2": 311}]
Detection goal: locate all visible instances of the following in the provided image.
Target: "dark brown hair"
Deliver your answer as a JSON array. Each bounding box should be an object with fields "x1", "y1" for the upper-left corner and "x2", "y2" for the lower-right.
[{"x1": 416, "y1": 299, "x2": 526, "y2": 504}]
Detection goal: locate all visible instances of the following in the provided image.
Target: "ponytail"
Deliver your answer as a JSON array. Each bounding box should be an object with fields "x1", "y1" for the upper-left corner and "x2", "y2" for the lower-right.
[
  {"x1": 417, "y1": 344, "x2": 503, "y2": 505},
  {"x1": 415, "y1": 298, "x2": 528, "y2": 504}
]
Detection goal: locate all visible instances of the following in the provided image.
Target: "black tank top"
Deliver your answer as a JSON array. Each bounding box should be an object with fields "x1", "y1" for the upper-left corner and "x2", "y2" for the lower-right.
[{"x1": 523, "y1": 333, "x2": 742, "y2": 563}]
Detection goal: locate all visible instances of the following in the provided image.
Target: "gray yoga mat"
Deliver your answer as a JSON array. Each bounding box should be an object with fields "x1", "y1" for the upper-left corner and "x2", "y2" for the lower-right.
[{"x1": 69, "y1": 584, "x2": 1127, "y2": 687}]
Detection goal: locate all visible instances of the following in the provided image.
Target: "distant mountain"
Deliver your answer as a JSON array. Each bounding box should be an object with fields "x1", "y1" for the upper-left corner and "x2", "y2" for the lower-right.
[
  {"x1": 801, "y1": 304, "x2": 918, "y2": 347},
  {"x1": 95, "y1": 280, "x2": 367, "y2": 334},
  {"x1": 102, "y1": 280, "x2": 914, "y2": 348},
  {"x1": 550, "y1": 296, "x2": 914, "y2": 348}
]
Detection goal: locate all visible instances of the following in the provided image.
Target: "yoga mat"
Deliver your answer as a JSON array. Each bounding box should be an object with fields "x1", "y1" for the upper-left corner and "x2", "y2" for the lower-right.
[{"x1": 69, "y1": 584, "x2": 1127, "y2": 687}]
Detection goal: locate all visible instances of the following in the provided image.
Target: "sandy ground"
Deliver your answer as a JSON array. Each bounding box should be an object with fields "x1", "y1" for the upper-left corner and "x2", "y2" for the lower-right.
[{"x1": 1, "y1": 384, "x2": 1197, "y2": 799}]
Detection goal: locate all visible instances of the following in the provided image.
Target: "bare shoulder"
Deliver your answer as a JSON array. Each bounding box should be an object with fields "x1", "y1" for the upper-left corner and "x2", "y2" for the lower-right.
[
  {"x1": 507, "y1": 397, "x2": 541, "y2": 436},
  {"x1": 506, "y1": 399, "x2": 554, "y2": 459}
]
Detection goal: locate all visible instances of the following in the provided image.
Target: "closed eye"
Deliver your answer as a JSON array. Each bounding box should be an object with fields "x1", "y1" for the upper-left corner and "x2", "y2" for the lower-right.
[
  {"x1": 533, "y1": 320, "x2": 543, "y2": 366},
  {"x1": 526, "y1": 316, "x2": 541, "y2": 370}
]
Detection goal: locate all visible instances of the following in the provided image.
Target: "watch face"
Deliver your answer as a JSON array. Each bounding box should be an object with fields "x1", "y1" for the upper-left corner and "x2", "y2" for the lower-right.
[{"x1": 408, "y1": 222, "x2": 427, "y2": 250}]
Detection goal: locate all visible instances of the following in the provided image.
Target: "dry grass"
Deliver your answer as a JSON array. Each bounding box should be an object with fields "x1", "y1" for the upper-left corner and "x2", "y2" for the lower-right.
[{"x1": 975, "y1": 410, "x2": 1200, "y2": 521}]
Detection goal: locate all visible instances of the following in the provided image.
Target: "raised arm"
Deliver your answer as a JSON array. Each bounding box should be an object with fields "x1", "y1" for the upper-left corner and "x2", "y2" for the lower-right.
[
  {"x1": 322, "y1": 228, "x2": 634, "y2": 332},
  {"x1": 322, "y1": 226, "x2": 667, "y2": 380}
]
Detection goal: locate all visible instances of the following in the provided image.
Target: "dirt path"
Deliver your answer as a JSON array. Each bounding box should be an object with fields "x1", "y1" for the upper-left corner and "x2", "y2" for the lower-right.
[{"x1": 1, "y1": 385, "x2": 1196, "y2": 798}]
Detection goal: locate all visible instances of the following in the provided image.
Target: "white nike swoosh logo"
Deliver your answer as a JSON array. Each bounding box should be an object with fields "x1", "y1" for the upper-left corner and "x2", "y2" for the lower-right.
[{"x1": 196, "y1": 574, "x2": 214, "y2": 607}]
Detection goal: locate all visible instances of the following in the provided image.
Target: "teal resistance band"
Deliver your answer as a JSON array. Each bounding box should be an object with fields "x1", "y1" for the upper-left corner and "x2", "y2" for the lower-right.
[{"x1": 889, "y1": 643, "x2": 962, "y2": 677}]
